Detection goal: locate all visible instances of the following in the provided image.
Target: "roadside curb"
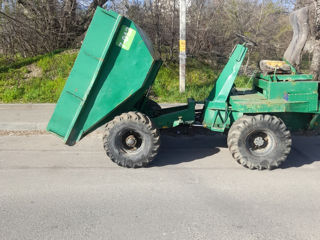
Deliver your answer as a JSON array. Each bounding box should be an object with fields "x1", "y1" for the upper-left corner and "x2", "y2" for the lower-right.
[
  {"x1": 0, "y1": 104, "x2": 55, "y2": 132},
  {"x1": 0, "y1": 122, "x2": 48, "y2": 131},
  {"x1": 0, "y1": 103, "x2": 187, "y2": 132}
]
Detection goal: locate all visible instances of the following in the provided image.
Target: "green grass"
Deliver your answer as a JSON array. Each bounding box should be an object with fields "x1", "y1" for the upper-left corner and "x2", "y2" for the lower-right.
[
  {"x1": 0, "y1": 51, "x2": 250, "y2": 103},
  {"x1": 0, "y1": 50, "x2": 65, "y2": 74},
  {"x1": 0, "y1": 51, "x2": 77, "y2": 103},
  {"x1": 151, "y1": 60, "x2": 250, "y2": 103}
]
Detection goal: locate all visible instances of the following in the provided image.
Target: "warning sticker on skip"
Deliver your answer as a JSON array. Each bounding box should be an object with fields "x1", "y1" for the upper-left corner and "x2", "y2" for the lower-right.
[{"x1": 116, "y1": 26, "x2": 136, "y2": 51}]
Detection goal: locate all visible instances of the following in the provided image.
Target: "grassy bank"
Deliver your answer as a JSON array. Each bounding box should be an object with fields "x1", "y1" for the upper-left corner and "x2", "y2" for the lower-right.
[
  {"x1": 152, "y1": 60, "x2": 250, "y2": 103},
  {"x1": 0, "y1": 50, "x2": 250, "y2": 103},
  {"x1": 0, "y1": 50, "x2": 77, "y2": 103}
]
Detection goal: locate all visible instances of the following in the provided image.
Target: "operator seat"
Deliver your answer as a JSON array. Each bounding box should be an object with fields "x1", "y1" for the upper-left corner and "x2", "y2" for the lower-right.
[{"x1": 259, "y1": 60, "x2": 291, "y2": 75}]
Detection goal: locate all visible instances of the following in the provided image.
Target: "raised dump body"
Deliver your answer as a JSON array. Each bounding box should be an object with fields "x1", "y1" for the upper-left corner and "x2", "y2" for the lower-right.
[{"x1": 47, "y1": 7, "x2": 162, "y2": 145}]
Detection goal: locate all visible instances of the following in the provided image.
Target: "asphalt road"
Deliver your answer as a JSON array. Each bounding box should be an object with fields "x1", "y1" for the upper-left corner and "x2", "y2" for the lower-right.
[{"x1": 1, "y1": 132, "x2": 320, "y2": 240}]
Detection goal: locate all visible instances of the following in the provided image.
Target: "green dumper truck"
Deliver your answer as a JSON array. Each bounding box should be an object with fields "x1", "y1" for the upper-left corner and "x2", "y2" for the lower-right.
[{"x1": 48, "y1": 7, "x2": 320, "y2": 170}]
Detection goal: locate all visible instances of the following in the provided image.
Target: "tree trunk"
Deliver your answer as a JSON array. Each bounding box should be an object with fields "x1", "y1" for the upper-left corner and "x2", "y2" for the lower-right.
[
  {"x1": 169, "y1": 0, "x2": 176, "y2": 60},
  {"x1": 46, "y1": 0, "x2": 59, "y2": 30},
  {"x1": 73, "y1": 0, "x2": 109, "y2": 46},
  {"x1": 62, "y1": 0, "x2": 77, "y2": 35},
  {"x1": 315, "y1": 0, "x2": 320, "y2": 38},
  {"x1": 311, "y1": 0, "x2": 320, "y2": 80},
  {"x1": 311, "y1": 40, "x2": 320, "y2": 80},
  {"x1": 283, "y1": 7, "x2": 309, "y2": 67},
  {"x1": 82, "y1": 0, "x2": 109, "y2": 31}
]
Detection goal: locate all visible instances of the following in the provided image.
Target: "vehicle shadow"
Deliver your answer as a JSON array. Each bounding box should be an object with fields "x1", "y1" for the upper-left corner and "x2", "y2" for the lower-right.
[
  {"x1": 150, "y1": 133, "x2": 226, "y2": 167},
  {"x1": 280, "y1": 136, "x2": 320, "y2": 169},
  {"x1": 150, "y1": 129, "x2": 320, "y2": 169}
]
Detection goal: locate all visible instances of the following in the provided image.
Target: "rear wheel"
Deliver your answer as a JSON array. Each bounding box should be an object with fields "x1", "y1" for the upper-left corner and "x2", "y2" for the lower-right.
[
  {"x1": 103, "y1": 112, "x2": 160, "y2": 168},
  {"x1": 227, "y1": 114, "x2": 292, "y2": 170}
]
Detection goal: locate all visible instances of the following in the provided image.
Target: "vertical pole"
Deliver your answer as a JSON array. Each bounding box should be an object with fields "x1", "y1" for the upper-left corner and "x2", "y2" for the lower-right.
[{"x1": 179, "y1": 0, "x2": 186, "y2": 93}]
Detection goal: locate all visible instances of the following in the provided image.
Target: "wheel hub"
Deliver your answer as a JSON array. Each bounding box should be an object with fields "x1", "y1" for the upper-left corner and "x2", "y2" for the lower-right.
[
  {"x1": 246, "y1": 130, "x2": 274, "y2": 156},
  {"x1": 253, "y1": 136, "x2": 265, "y2": 147},
  {"x1": 125, "y1": 135, "x2": 137, "y2": 148}
]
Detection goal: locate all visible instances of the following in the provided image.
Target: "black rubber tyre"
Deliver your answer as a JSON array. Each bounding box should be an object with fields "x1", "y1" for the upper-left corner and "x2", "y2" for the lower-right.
[
  {"x1": 103, "y1": 112, "x2": 160, "y2": 168},
  {"x1": 227, "y1": 114, "x2": 292, "y2": 170}
]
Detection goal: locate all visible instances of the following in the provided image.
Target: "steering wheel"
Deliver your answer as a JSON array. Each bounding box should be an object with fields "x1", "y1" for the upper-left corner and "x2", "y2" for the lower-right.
[{"x1": 236, "y1": 33, "x2": 258, "y2": 47}]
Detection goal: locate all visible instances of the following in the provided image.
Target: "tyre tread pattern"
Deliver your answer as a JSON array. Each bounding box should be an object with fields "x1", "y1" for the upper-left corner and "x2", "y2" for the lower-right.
[
  {"x1": 103, "y1": 112, "x2": 160, "y2": 168},
  {"x1": 227, "y1": 114, "x2": 292, "y2": 170}
]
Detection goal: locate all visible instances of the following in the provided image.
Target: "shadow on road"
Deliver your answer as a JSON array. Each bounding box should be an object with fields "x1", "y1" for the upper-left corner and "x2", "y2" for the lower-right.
[
  {"x1": 272, "y1": 136, "x2": 320, "y2": 169},
  {"x1": 150, "y1": 134, "x2": 224, "y2": 167},
  {"x1": 150, "y1": 131, "x2": 320, "y2": 169},
  {"x1": 281, "y1": 137, "x2": 320, "y2": 169}
]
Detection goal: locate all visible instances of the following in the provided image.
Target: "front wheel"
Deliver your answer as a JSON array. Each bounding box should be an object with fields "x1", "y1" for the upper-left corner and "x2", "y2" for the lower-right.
[
  {"x1": 227, "y1": 114, "x2": 292, "y2": 170},
  {"x1": 103, "y1": 112, "x2": 160, "y2": 168}
]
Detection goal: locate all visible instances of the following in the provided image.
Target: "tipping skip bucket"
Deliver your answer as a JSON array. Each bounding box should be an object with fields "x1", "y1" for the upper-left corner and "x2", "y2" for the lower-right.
[{"x1": 47, "y1": 7, "x2": 162, "y2": 145}]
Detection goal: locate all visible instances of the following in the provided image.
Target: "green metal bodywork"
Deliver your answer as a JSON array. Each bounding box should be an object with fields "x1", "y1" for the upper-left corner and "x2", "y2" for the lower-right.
[
  {"x1": 47, "y1": 8, "x2": 195, "y2": 145},
  {"x1": 202, "y1": 44, "x2": 319, "y2": 132},
  {"x1": 230, "y1": 80, "x2": 318, "y2": 113},
  {"x1": 48, "y1": 8, "x2": 320, "y2": 146},
  {"x1": 152, "y1": 98, "x2": 196, "y2": 128},
  {"x1": 47, "y1": 8, "x2": 164, "y2": 145},
  {"x1": 202, "y1": 44, "x2": 247, "y2": 131},
  {"x1": 228, "y1": 73, "x2": 319, "y2": 130}
]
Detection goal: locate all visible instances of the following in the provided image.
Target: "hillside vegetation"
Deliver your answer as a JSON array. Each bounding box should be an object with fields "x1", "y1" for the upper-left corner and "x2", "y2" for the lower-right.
[
  {"x1": 0, "y1": 51, "x2": 77, "y2": 103},
  {"x1": 0, "y1": 50, "x2": 250, "y2": 103},
  {"x1": 0, "y1": 1, "x2": 319, "y2": 103}
]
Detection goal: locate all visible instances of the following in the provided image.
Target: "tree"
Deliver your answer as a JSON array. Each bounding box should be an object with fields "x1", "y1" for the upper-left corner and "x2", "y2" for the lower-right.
[
  {"x1": 0, "y1": 0, "x2": 109, "y2": 56},
  {"x1": 294, "y1": 0, "x2": 320, "y2": 80},
  {"x1": 0, "y1": 0, "x2": 295, "y2": 68},
  {"x1": 310, "y1": 0, "x2": 320, "y2": 80},
  {"x1": 283, "y1": 7, "x2": 309, "y2": 67}
]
